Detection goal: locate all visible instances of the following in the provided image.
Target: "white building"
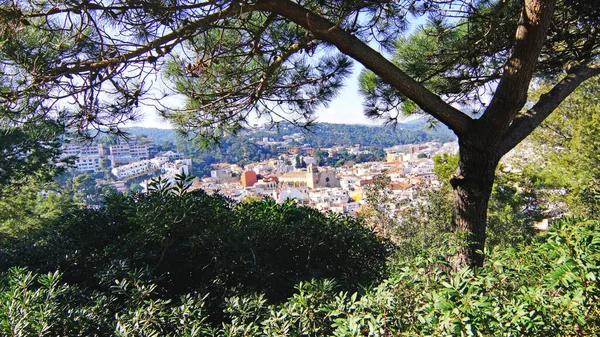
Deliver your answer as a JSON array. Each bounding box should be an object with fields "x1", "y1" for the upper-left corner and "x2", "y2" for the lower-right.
[
  {"x1": 60, "y1": 143, "x2": 105, "y2": 159},
  {"x1": 274, "y1": 187, "x2": 308, "y2": 204},
  {"x1": 162, "y1": 159, "x2": 192, "y2": 176},
  {"x1": 60, "y1": 143, "x2": 105, "y2": 172},
  {"x1": 308, "y1": 188, "x2": 349, "y2": 205},
  {"x1": 339, "y1": 175, "x2": 360, "y2": 190},
  {"x1": 129, "y1": 144, "x2": 150, "y2": 159},
  {"x1": 74, "y1": 156, "x2": 102, "y2": 172},
  {"x1": 155, "y1": 151, "x2": 184, "y2": 161},
  {"x1": 109, "y1": 143, "x2": 151, "y2": 165},
  {"x1": 111, "y1": 160, "x2": 157, "y2": 180},
  {"x1": 210, "y1": 168, "x2": 231, "y2": 180}
]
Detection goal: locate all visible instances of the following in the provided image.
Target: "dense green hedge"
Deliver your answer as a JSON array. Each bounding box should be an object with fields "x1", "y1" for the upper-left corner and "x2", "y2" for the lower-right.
[
  {"x1": 1, "y1": 217, "x2": 599, "y2": 336},
  {"x1": 0, "y1": 184, "x2": 390, "y2": 320}
]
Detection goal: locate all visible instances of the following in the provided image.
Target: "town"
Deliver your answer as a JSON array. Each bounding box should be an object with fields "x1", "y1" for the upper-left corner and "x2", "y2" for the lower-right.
[{"x1": 59, "y1": 129, "x2": 460, "y2": 218}]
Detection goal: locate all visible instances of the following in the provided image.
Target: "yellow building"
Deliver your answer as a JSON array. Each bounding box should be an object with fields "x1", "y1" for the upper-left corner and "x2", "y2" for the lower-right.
[{"x1": 279, "y1": 164, "x2": 340, "y2": 189}]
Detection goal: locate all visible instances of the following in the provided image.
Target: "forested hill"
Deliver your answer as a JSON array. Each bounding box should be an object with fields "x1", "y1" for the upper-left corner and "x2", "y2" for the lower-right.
[
  {"x1": 124, "y1": 120, "x2": 456, "y2": 148},
  {"x1": 287, "y1": 122, "x2": 456, "y2": 147}
]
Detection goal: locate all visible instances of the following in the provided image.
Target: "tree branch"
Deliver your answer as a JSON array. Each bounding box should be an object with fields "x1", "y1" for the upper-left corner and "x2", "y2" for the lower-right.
[
  {"x1": 43, "y1": 2, "x2": 244, "y2": 79},
  {"x1": 254, "y1": 0, "x2": 473, "y2": 136},
  {"x1": 498, "y1": 64, "x2": 600, "y2": 155},
  {"x1": 253, "y1": 36, "x2": 316, "y2": 101},
  {"x1": 476, "y1": 0, "x2": 556, "y2": 146}
]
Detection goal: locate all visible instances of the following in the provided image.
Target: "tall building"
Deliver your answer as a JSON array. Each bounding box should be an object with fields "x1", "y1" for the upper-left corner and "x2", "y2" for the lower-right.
[
  {"x1": 109, "y1": 143, "x2": 150, "y2": 166},
  {"x1": 74, "y1": 157, "x2": 101, "y2": 172},
  {"x1": 60, "y1": 143, "x2": 105, "y2": 172}
]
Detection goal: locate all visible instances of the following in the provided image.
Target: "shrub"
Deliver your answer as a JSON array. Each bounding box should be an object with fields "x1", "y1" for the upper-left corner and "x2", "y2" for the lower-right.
[
  {"x1": 1, "y1": 185, "x2": 390, "y2": 305},
  {"x1": 2, "y1": 185, "x2": 598, "y2": 336}
]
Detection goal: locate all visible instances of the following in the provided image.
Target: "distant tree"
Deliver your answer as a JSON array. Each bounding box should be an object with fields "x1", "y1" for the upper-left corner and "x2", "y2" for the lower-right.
[
  {"x1": 0, "y1": 123, "x2": 70, "y2": 236},
  {"x1": 527, "y1": 80, "x2": 600, "y2": 218},
  {"x1": 0, "y1": 124, "x2": 63, "y2": 190},
  {"x1": 356, "y1": 152, "x2": 378, "y2": 163},
  {"x1": 70, "y1": 174, "x2": 96, "y2": 200},
  {"x1": 0, "y1": 184, "x2": 75, "y2": 237},
  {"x1": 99, "y1": 158, "x2": 111, "y2": 170},
  {"x1": 359, "y1": 175, "x2": 396, "y2": 238},
  {"x1": 158, "y1": 141, "x2": 176, "y2": 153},
  {"x1": 314, "y1": 149, "x2": 329, "y2": 158}
]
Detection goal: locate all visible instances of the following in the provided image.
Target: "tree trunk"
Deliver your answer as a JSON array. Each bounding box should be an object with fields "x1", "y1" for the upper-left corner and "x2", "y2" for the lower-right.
[{"x1": 449, "y1": 141, "x2": 500, "y2": 270}]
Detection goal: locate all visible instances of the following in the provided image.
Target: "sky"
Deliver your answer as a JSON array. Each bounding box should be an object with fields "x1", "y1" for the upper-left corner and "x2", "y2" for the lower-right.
[
  {"x1": 129, "y1": 12, "x2": 429, "y2": 130},
  {"x1": 129, "y1": 64, "x2": 381, "y2": 129}
]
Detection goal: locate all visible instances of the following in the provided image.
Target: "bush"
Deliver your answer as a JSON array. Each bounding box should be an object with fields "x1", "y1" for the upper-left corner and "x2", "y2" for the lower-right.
[
  {"x1": 243, "y1": 217, "x2": 600, "y2": 336},
  {"x1": 4, "y1": 217, "x2": 599, "y2": 336},
  {"x1": 1, "y1": 185, "x2": 390, "y2": 305},
  {"x1": 2, "y1": 183, "x2": 598, "y2": 336}
]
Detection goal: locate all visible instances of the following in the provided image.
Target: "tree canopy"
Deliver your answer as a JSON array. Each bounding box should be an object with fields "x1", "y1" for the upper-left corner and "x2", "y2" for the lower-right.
[
  {"x1": 527, "y1": 80, "x2": 600, "y2": 218},
  {"x1": 4, "y1": 1, "x2": 596, "y2": 136}
]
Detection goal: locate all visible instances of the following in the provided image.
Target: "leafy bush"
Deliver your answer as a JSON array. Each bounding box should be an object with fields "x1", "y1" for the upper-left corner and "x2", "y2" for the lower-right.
[
  {"x1": 2, "y1": 178, "x2": 599, "y2": 336},
  {"x1": 246, "y1": 217, "x2": 600, "y2": 336},
  {"x1": 2, "y1": 217, "x2": 598, "y2": 336},
  {"x1": 1, "y1": 182, "x2": 390, "y2": 305}
]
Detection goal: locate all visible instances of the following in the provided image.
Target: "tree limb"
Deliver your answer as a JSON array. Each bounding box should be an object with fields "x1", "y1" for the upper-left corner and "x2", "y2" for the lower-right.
[
  {"x1": 253, "y1": 36, "x2": 316, "y2": 101},
  {"x1": 476, "y1": 0, "x2": 556, "y2": 146},
  {"x1": 498, "y1": 63, "x2": 600, "y2": 155},
  {"x1": 254, "y1": 0, "x2": 473, "y2": 136},
  {"x1": 43, "y1": 2, "x2": 245, "y2": 79}
]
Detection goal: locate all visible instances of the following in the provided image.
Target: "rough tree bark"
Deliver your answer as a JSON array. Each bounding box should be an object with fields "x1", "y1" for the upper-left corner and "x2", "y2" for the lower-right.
[{"x1": 450, "y1": 141, "x2": 501, "y2": 269}]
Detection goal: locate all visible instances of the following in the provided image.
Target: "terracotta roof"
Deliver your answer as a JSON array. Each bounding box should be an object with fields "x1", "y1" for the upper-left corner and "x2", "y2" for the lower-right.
[{"x1": 388, "y1": 183, "x2": 411, "y2": 190}]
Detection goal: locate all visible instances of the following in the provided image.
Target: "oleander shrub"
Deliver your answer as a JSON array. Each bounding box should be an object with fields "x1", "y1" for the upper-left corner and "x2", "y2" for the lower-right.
[{"x1": 243, "y1": 217, "x2": 600, "y2": 336}]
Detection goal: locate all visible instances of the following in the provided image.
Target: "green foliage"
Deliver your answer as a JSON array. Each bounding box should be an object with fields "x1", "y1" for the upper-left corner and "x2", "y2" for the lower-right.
[
  {"x1": 433, "y1": 153, "x2": 459, "y2": 187},
  {"x1": 358, "y1": 154, "x2": 536, "y2": 259},
  {"x1": 358, "y1": 172, "x2": 454, "y2": 258},
  {"x1": 2, "y1": 218, "x2": 599, "y2": 336},
  {"x1": 314, "y1": 148, "x2": 383, "y2": 168},
  {"x1": 393, "y1": 187, "x2": 454, "y2": 258},
  {"x1": 0, "y1": 123, "x2": 72, "y2": 236},
  {"x1": 0, "y1": 267, "x2": 216, "y2": 336},
  {"x1": 299, "y1": 122, "x2": 455, "y2": 148},
  {"x1": 0, "y1": 269, "x2": 73, "y2": 336},
  {"x1": 432, "y1": 153, "x2": 537, "y2": 251},
  {"x1": 0, "y1": 186, "x2": 76, "y2": 237},
  {"x1": 222, "y1": 217, "x2": 600, "y2": 336},
  {"x1": 0, "y1": 125, "x2": 63, "y2": 189},
  {"x1": 486, "y1": 169, "x2": 540, "y2": 248},
  {"x1": 527, "y1": 80, "x2": 600, "y2": 218},
  {"x1": 360, "y1": 0, "x2": 599, "y2": 120},
  {"x1": 1, "y1": 178, "x2": 390, "y2": 306}
]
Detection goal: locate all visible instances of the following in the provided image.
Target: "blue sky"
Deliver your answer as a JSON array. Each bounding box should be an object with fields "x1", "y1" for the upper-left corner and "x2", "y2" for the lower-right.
[
  {"x1": 130, "y1": 64, "x2": 380, "y2": 129},
  {"x1": 131, "y1": 13, "x2": 429, "y2": 129}
]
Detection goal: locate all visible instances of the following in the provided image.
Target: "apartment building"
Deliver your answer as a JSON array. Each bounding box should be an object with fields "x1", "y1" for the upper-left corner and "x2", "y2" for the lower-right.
[
  {"x1": 109, "y1": 143, "x2": 150, "y2": 166},
  {"x1": 60, "y1": 144, "x2": 105, "y2": 172},
  {"x1": 74, "y1": 157, "x2": 102, "y2": 172},
  {"x1": 111, "y1": 160, "x2": 156, "y2": 180}
]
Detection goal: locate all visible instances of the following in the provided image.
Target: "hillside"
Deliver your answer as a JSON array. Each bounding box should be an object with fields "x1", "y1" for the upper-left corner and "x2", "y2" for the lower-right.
[{"x1": 124, "y1": 120, "x2": 456, "y2": 148}]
